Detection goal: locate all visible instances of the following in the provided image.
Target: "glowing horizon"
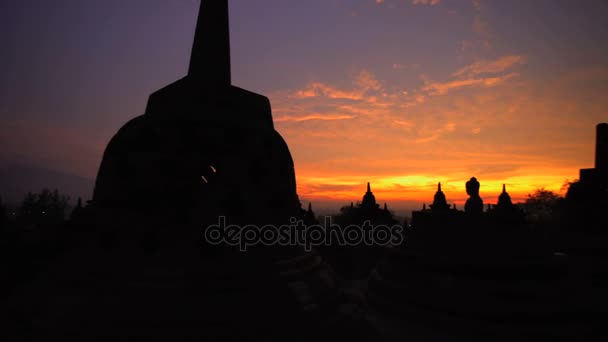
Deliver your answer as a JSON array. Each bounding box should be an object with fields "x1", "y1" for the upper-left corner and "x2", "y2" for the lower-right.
[
  {"x1": 1, "y1": 1, "x2": 607, "y2": 210},
  {"x1": 293, "y1": 169, "x2": 574, "y2": 205}
]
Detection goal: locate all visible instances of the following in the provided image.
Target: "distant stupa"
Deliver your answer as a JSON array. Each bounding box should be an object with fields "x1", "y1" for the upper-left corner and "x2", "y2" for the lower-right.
[
  {"x1": 577, "y1": 123, "x2": 608, "y2": 187},
  {"x1": 565, "y1": 123, "x2": 608, "y2": 233},
  {"x1": 92, "y1": 0, "x2": 299, "y2": 226},
  {"x1": 361, "y1": 182, "x2": 378, "y2": 210},
  {"x1": 430, "y1": 182, "x2": 450, "y2": 211}
]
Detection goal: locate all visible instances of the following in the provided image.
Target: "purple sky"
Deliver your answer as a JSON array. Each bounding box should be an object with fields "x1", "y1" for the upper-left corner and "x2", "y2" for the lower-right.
[{"x1": 1, "y1": 0, "x2": 608, "y2": 213}]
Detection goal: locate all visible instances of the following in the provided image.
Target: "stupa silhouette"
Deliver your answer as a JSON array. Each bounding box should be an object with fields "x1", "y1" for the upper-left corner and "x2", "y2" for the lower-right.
[
  {"x1": 92, "y1": 0, "x2": 298, "y2": 227},
  {"x1": 5, "y1": 1, "x2": 378, "y2": 340}
]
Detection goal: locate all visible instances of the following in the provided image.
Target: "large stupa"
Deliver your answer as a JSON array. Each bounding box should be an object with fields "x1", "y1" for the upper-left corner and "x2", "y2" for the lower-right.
[
  {"x1": 92, "y1": 0, "x2": 299, "y2": 227},
  {"x1": 5, "y1": 2, "x2": 379, "y2": 340}
]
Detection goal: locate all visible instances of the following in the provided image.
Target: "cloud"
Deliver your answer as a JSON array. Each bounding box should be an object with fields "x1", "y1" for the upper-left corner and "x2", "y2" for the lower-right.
[
  {"x1": 453, "y1": 55, "x2": 525, "y2": 77},
  {"x1": 420, "y1": 55, "x2": 524, "y2": 96},
  {"x1": 422, "y1": 73, "x2": 519, "y2": 95},
  {"x1": 290, "y1": 70, "x2": 382, "y2": 101},
  {"x1": 415, "y1": 122, "x2": 456, "y2": 143},
  {"x1": 291, "y1": 82, "x2": 363, "y2": 100},
  {"x1": 267, "y1": 64, "x2": 592, "y2": 211},
  {"x1": 393, "y1": 119, "x2": 415, "y2": 128},
  {"x1": 470, "y1": 0, "x2": 491, "y2": 49},
  {"x1": 274, "y1": 113, "x2": 355, "y2": 122},
  {"x1": 412, "y1": 0, "x2": 441, "y2": 5},
  {"x1": 355, "y1": 70, "x2": 383, "y2": 91}
]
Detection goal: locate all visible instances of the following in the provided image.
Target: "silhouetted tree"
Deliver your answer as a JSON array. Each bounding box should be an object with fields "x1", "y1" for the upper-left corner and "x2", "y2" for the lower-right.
[
  {"x1": 524, "y1": 187, "x2": 563, "y2": 223},
  {"x1": 19, "y1": 189, "x2": 70, "y2": 225},
  {"x1": 526, "y1": 188, "x2": 561, "y2": 206},
  {"x1": 0, "y1": 195, "x2": 7, "y2": 232},
  {"x1": 561, "y1": 179, "x2": 579, "y2": 192},
  {"x1": 20, "y1": 192, "x2": 36, "y2": 217},
  {"x1": 70, "y1": 197, "x2": 84, "y2": 220}
]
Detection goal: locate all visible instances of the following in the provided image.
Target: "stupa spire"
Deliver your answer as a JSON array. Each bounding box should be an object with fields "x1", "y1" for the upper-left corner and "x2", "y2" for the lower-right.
[
  {"x1": 362, "y1": 182, "x2": 377, "y2": 209},
  {"x1": 497, "y1": 183, "x2": 512, "y2": 207},
  {"x1": 189, "y1": 0, "x2": 231, "y2": 85},
  {"x1": 431, "y1": 181, "x2": 450, "y2": 211},
  {"x1": 596, "y1": 123, "x2": 608, "y2": 170}
]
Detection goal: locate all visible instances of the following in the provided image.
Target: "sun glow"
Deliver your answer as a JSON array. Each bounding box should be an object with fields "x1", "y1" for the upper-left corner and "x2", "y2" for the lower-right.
[{"x1": 295, "y1": 167, "x2": 573, "y2": 207}]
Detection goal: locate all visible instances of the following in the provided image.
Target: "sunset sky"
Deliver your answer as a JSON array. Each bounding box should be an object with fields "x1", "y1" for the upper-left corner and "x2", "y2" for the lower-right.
[{"x1": 1, "y1": 0, "x2": 607, "y2": 215}]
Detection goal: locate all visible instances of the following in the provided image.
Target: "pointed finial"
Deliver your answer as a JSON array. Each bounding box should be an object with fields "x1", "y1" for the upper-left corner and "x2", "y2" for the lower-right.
[
  {"x1": 308, "y1": 202, "x2": 312, "y2": 212},
  {"x1": 502, "y1": 184, "x2": 507, "y2": 193},
  {"x1": 384, "y1": 203, "x2": 388, "y2": 211},
  {"x1": 438, "y1": 182, "x2": 442, "y2": 192},
  {"x1": 189, "y1": 0, "x2": 231, "y2": 85},
  {"x1": 367, "y1": 182, "x2": 371, "y2": 193}
]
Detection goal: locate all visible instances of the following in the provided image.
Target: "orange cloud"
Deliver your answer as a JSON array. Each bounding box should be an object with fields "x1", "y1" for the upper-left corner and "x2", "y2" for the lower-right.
[
  {"x1": 267, "y1": 63, "x2": 605, "y2": 216},
  {"x1": 290, "y1": 70, "x2": 383, "y2": 102},
  {"x1": 422, "y1": 73, "x2": 519, "y2": 95},
  {"x1": 291, "y1": 82, "x2": 363, "y2": 100},
  {"x1": 355, "y1": 70, "x2": 383, "y2": 91},
  {"x1": 274, "y1": 113, "x2": 355, "y2": 122},
  {"x1": 415, "y1": 122, "x2": 456, "y2": 143},
  {"x1": 453, "y1": 55, "x2": 525, "y2": 77},
  {"x1": 393, "y1": 119, "x2": 415, "y2": 128}
]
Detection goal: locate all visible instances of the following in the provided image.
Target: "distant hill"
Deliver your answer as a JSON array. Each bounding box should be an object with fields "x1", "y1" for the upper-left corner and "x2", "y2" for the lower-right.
[{"x1": 0, "y1": 166, "x2": 94, "y2": 206}]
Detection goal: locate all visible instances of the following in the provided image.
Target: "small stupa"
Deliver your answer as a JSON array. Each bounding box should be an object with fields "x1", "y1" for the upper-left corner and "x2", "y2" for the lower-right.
[{"x1": 430, "y1": 182, "x2": 450, "y2": 211}]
